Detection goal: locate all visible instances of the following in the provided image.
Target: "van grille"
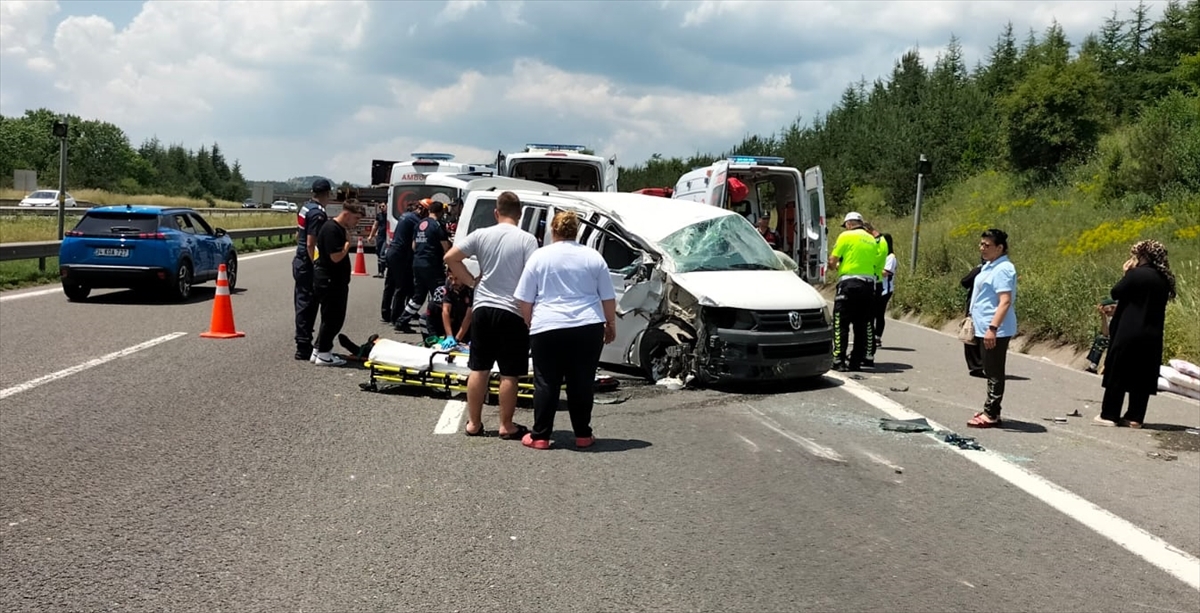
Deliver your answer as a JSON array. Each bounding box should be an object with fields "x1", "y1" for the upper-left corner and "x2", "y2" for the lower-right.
[
  {"x1": 761, "y1": 341, "x2": 832, "y2": 359},
  {"x1": 754, "y1": 309, "x2": 827, "y2": 332}
]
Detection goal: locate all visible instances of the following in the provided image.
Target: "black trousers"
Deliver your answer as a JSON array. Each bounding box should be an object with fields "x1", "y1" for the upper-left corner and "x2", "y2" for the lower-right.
[
  {"x1": 964, "y1": 341, "x2": 984, "y2": 374},
  {"x1": 530, "y1": 323, "x2": 605, "y2": 440},
  {"x1": 381, "y1": 250, "x2": 413, "y2": 323},
  {"x1": 833, "y1": 278, "x2": 875, "y2": 366},
  {"x1": 980, "y1": 336, "x2": 1011, "y2": 418},
  {"x1": 375, "y1": 239, "x2": 387, "y2": 275},
  {"x1": 1100, "y1": 386, "x2": 1150, "y2": 423},
  {"x1": 874, "y1": 291, "x2": 893, "y2": 343},
  {"x1": 314, "y1": 277, "x2": 350, "y2": 354},
  {"x1": 292, "y1": 257, "x2": 318, "y2": 352},
  {"x1": 398, "y1": 267, "x2": 444, "y2": 326}
]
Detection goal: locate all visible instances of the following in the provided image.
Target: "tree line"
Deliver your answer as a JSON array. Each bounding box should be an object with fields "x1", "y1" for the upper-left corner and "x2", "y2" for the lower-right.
[
  {"x1": 0, "y1": 108, "x2": 250, "y2": 203},
  {"x1": 620, "y1": 0, "x2": 1200, "y2": 214}
]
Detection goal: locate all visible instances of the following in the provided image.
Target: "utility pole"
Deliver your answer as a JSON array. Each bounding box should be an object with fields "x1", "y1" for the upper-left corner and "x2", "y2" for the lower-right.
[
  {"x1": 53, "y1": 118, "x2": 69, "y2": 240},
  {"x1": 909, "y1": 154, "x2": 931, "y2": 274}
]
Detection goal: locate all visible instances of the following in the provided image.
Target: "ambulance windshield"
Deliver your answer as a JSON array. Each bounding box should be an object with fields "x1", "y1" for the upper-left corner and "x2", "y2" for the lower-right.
[
  {"x1": 657, "y1": 215, "x2": 785, "y2": 274},
  {"x1": 390, "y1": 183, "x2": 459, "y2": 219}
]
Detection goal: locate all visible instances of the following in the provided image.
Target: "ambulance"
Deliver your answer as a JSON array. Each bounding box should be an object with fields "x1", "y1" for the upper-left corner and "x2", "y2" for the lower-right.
[
  {"x1": 496, "y1": 144, "x2": 618, "y2": 192},
  {"x1": 672, "y1": 156, "x2": 829, "y2": 284},
  {"x1": 385, "y1": 171, "x2": 554, "y2": 243}
]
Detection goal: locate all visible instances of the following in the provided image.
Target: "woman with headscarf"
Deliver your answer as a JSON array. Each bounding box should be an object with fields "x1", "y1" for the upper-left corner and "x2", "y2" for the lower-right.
[
  {"x1": 1094, "y1": 240, "x2": 1177, "y2": 428},
  {"x1": 514, "y1": 210, "x2": 617, "y2": 449}
]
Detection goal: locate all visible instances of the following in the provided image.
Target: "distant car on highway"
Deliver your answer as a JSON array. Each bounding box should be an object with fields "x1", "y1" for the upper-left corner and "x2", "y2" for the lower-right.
[
  {"x1": 270, "y1": 200, "x2": 296, "y2": 212},
  {"x1": 18, "y1": 190, "x2": 76, "y2": 207},
  {"x1": 241, "y1": 199, "x2": 258, "y2": 209},
  {"x1": 58, "y1": 205, "x2": 238, "y2": 302}
]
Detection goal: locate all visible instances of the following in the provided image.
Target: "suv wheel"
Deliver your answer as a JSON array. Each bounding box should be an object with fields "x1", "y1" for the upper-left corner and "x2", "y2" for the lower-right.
[
  {"x1": 62, "y1": 282, "x2": 90, "y2": 302},
  {"x1": 170, "y1": 261, "x2": 193, "y2": 302},
  {"x1": 224, "y1": 253, "x2": 238, "y2": 292}
]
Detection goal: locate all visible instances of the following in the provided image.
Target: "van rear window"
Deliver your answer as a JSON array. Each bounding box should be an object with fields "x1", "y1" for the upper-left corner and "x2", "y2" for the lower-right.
[
  {"x1": 467, "y1": 198, "x2": 498, "y2": 235},
  {"x1": 73, "y1": 212, "x2": 160, "y2": 234}
]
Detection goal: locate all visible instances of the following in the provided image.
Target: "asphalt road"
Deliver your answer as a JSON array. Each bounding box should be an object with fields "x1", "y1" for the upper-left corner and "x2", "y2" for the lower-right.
[{"x1": 2, "y1": 248, "x2": 1198, "y2": 613}]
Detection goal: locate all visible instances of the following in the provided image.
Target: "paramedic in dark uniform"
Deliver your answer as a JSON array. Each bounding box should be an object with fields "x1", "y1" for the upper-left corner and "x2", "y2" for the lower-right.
[
  {"x1": 292, "y1": 178, "x2": 332, "y2": 361},
  {"x1": 827, "y1": 211, "x2": 881, "y2": 372},
  {"x1": 382, "y1": 199, "x2": 423, "y2": 325},
  {"x1": 395, "y1": 200, "x2": 451, "y2": 332}
]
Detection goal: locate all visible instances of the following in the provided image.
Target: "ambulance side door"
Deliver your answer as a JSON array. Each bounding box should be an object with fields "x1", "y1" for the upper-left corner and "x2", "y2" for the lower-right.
[
  {"x1": 803, "y1": 166, "x2": 829, "y2": 284},
  {"x1": 605, "y1": 155, "x2": 619, "y2": 192},
  {"x1": 705, "y1": 160, "x2": 731, "y2": 210}
]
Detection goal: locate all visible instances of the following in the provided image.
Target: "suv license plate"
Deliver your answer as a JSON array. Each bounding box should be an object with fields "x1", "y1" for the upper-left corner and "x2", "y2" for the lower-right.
[{"x1": 95, "y1": 248, "x2": 130, "y2": 257}]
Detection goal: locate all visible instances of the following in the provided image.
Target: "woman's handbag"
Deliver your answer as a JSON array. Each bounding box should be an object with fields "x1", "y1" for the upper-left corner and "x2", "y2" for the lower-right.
[{"x1": 957, "y1": 316, "x2": 977, "y2": 345}]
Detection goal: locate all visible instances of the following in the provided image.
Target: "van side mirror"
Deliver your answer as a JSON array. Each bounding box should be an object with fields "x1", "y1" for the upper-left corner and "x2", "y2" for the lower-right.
[{"x1": 214, "y1": 227, "x2": 227, "y2": 237}]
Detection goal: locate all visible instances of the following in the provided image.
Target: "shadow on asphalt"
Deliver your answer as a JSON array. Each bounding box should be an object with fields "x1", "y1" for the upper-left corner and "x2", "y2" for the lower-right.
[
  {"x1": 80, "y1": 286, "x2": 239, "y2": 305},
  {"x1": 867, "y1": 361, "x2": 912, "y2": 374},
  {"x1": 1142, "y1": 423, "x2": 1193, "y2": 432},
  {"x1": 998, "y1": 419, "x2": 1049, "y2": 434},
  {"x1": 559, "y1": 436, "x2": 652, "y2": 453},
  {"x1": 1006, "y1": 374, "x2": 1032, "y2": 381},
  {"x1": 880, "y1": 346, "x2": 916, "y2": 352},
  {"x1": 711, "y1": 376, "x2": 844, "y2": 396}
]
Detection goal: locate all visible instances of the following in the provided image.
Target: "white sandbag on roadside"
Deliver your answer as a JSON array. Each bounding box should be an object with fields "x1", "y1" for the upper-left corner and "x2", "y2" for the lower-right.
[
  {"x1": 1157, "y1": 375, "x2": 1200, "y2": 401},
  {"x1": 1168, "y1": 359, "x2": 1200, "y2": 381},
  {"x1": 1160, "y1": 364, "x2": 1200, "y2": 392}
]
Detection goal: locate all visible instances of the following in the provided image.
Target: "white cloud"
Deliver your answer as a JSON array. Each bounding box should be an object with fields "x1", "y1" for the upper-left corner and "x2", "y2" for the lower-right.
[
  {"x1": 436, "y1": 0, "x2": 485, "y2": 23},
  {"x1": 25, "y1": 56, "x2": 54, "y2": 72},
  {"x1": 417, "y1": 71, "x2": 484, "y2": 121},
  {"x1": 0, "y1": 0, "x2": 60, "y2": 54}
]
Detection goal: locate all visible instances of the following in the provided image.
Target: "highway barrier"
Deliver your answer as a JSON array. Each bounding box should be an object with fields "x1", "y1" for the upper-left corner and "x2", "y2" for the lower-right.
[{"x1": 0, "y1": 226, "x2": 296, "y2": 272}]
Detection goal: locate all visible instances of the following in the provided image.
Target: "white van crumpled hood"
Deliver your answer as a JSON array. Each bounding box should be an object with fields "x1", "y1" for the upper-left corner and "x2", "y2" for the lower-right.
[{"x1": 669, "y1": 270, "x2": 827, "y2": 310}]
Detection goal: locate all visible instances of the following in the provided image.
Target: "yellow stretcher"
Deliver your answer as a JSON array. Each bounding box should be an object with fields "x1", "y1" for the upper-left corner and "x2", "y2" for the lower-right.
[{"x1": 362, "y1": 338, "x2": 535, "y2": 400}]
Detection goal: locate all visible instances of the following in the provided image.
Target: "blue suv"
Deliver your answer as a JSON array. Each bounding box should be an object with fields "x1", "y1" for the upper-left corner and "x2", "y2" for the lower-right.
[{"x1": 59, "y1": 205, "x2": 238, "y2": 302}]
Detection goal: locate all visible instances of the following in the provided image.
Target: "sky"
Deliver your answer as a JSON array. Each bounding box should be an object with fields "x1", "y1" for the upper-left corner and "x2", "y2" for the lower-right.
[{"x1": 0, "y1": 0, "x2": 1161, "y2": 185}]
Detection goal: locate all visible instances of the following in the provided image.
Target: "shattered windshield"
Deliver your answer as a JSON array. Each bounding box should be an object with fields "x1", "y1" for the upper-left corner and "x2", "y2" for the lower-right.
[{"x1": 657, "y1": 214, "x2": 786, "y2": 273}]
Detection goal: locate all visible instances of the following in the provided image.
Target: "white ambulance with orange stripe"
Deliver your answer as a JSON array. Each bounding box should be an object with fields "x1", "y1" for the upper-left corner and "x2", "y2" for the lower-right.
[
  {"x1": 672, "y1": 156, "x2": 829, "y2": 284},
  {"x1": 496, "y1": 144, "x2": 618, "y2": 192}
]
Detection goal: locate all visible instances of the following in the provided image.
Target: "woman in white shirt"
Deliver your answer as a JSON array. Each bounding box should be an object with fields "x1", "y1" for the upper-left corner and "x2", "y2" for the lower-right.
[
  {"x1": 874, "y1": 233, "x2": 897, "y2": 347},
  {"x1": 514, "y1": 211, "x2": 618, "y2": 450}
]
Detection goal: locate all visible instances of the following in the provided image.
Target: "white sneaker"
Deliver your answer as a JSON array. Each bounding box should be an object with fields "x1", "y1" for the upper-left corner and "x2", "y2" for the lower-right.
[
  {"x1": 310, "y1": 348, "x2": 318, "y2": 364},
  {"x1": 314, "y1": 352, "x2": 346, "y2": 367}
]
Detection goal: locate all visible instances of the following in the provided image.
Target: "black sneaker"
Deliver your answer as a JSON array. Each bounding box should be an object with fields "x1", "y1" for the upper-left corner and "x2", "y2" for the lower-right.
[
  {"x1": 394, "y1": 322, "x2": 416, "y2": 334},
  {"x1": 833, "y1": 362, "x2": 849, "y2": 372},
  {"x1": 294, "y1": 347, "x2": 313, "y2": 360},
  {"x1": 848, "y1": 363, "x2": 863, "y2": 372},
  {"x1": 862, "y1": 359, "x2": 875, "y2": 368}
]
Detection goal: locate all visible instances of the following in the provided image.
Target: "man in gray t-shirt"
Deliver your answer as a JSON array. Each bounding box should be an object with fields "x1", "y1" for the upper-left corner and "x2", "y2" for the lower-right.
[{"x1": 445, "y1": 191, "x2": 539, "y2": 440}]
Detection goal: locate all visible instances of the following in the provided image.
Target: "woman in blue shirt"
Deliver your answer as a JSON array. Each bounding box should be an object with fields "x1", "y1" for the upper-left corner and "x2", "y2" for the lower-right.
[
  {"x1": 968, "y1": 229, "x2": 1017, "y2": 428},
  {"x1": 515, "y1": 211, "x2": 618, "y2": 450}
]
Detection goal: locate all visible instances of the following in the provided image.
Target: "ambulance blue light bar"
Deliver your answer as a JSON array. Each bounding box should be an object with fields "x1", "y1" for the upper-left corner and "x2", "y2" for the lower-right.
[
  {"x1": 525, "y1": 143, "x2": 588, "y2": 152},
  {"x1": 411, "y1": 152, "x2": 456, "y2": 161},
  {"x1": 728, "y1": 155, "x2": 785, "y2": 166}
]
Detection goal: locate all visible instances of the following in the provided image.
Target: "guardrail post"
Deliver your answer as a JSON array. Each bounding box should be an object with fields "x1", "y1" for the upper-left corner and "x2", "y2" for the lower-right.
[{"x1": 38, "y1": 257, "x2": 46, "y2": 272}]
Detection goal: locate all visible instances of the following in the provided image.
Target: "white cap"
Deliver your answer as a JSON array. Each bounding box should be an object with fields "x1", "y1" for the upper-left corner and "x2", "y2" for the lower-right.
[{"x1": 842, "y1": 211, "x2": 864, "y2": 226}]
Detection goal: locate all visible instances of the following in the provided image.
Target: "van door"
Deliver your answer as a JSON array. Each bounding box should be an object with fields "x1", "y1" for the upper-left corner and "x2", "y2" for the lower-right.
[
  {"x1": 705, "y1": 161, "x2": 731, "y2": 208},
  {"x1": 802, "y1": 166, "x2": 829, "y2": 284},
  {"x1": 583, "y1": 218, "x2": 660, "y2": 368},
  {"x1": 605, "y1": 155, "x2": 619, "y2": 192},
  {"x1": 518, "y1": 203, "x2": 552, "y2": 247}
]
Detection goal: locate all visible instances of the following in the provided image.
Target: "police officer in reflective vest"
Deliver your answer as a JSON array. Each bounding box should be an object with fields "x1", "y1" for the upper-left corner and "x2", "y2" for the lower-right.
[
  {"x1": 292, "y1": 178, "x2": 332, "y2": 360},
  {"x1": 827, "y1": 212, "x2": 884, "y2": 371}
]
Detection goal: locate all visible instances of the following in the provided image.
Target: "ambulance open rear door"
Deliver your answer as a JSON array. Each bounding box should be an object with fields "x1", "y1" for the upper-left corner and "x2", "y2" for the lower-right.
[{"x1": 802, "y1": 166, "x2": 828, "y2": 284}]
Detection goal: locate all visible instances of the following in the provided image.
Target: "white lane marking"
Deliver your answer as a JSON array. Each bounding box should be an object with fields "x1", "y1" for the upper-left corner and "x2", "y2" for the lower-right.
[
  {"x1": 859, "y1": 448, "x2": 905, "y2": 473},
  {"x1": 745, "y1": 404, "x2": 846, "y2": 463},
  {"x1": 434, "y1": 399, "x2": 466, "y2": 434},
  {"x1": 0, "y1": 332, "x2": 188, "y2": 401},
  {"x1": 829, "y1": 371, "x2": 1200, "y2": 592},
  {"x1": 239, "y1": 248, "x2": 295, "y2": 262},
  {"x1": 735, "y1": 433, "x2": 760, "y2": 452},
  {"x1": 0, "y1": 287, "x2": 61, "y2": 302}
]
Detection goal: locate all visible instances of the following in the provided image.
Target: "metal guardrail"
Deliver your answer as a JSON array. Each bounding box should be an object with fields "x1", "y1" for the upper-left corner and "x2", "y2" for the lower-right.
[
  {"x1": 0, "y1": 205, "x2": 293, "y2": 217},
  {"x1": 0, "y1": 226, "x2": 296, "y2": 271}
]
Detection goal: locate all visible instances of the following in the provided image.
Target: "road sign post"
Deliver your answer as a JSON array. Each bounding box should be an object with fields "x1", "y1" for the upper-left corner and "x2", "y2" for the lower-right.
[
  {"x1": 53, "y1": 118, "x2": 69, "y2": 240},
  {"x1": 909, "y1": 154, "x2": 931, "y2": 274}
]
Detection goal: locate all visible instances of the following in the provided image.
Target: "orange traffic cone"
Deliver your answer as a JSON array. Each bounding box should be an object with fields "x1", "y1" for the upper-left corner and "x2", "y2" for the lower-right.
[
  {"x1": 200, "y1": 264, "x2": 245, "y2": 339},
  {"x1": 352, "y1": 237, "x2": 369, "y2": 277}
]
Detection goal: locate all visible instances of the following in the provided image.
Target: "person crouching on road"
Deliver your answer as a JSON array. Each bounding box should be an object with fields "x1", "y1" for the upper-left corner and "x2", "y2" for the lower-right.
[
  {"x1": 967, "y1": 229, "x2": 1017, "y2": 428},
  {"x1": 426, "y1": 267, "x2": 474, "y2": 350},
  {"x1": 514, "y1": 210, "x2": 617, "y2": 450},
  {"x1": 1094, "y1": 240, "x2": 1176, "y2": 428},
  {"x1": 293, "y1": 178, "x2": 332, "y2": 361},
  {"x1": 312, "y1": 201, "x2": 365, "y2": 367},
  {"x1": 395, "y1": 200, "x2": 452, "y2": 332},
  {"x1": 827, "y1": 212, "x2": 881, "y2": 371},
  {"x1": 444, "y1": 191, "x2": 539, "y2": 440}
]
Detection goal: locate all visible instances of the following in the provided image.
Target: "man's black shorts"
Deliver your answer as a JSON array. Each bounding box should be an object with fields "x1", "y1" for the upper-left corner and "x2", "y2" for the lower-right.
[{"x1": 468, "y1": 306, "x2": 529, "y2": 377}]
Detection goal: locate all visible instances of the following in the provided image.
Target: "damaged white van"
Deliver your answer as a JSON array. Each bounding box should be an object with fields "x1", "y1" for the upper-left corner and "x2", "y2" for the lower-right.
[{"x1": 457, "y1": 190, "x2": 834, "y2": 384}]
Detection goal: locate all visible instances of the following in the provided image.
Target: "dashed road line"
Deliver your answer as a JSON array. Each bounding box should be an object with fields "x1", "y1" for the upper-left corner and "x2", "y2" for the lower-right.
[
  {"x1": 0, "y1": 332, "x2": 188, "y2": 400},
  {"x1": 434, "y1": 399, "x2": 466, "y2": 434}
]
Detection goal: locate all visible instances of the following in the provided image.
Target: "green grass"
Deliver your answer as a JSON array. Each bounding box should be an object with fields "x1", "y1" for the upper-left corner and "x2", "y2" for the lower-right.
[
  {"x1": 845, "y1": 171, "x2": 1200, "y2": 362},
  {"x1": 0, "y1": 235, "x2": 295, "y2": 290},
  {"x1": 0, "y1": 212, "x2": 289, "y2": 243},
  {"x1": 0, "y1": 187, "x2": 244, "y2": 209}
]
